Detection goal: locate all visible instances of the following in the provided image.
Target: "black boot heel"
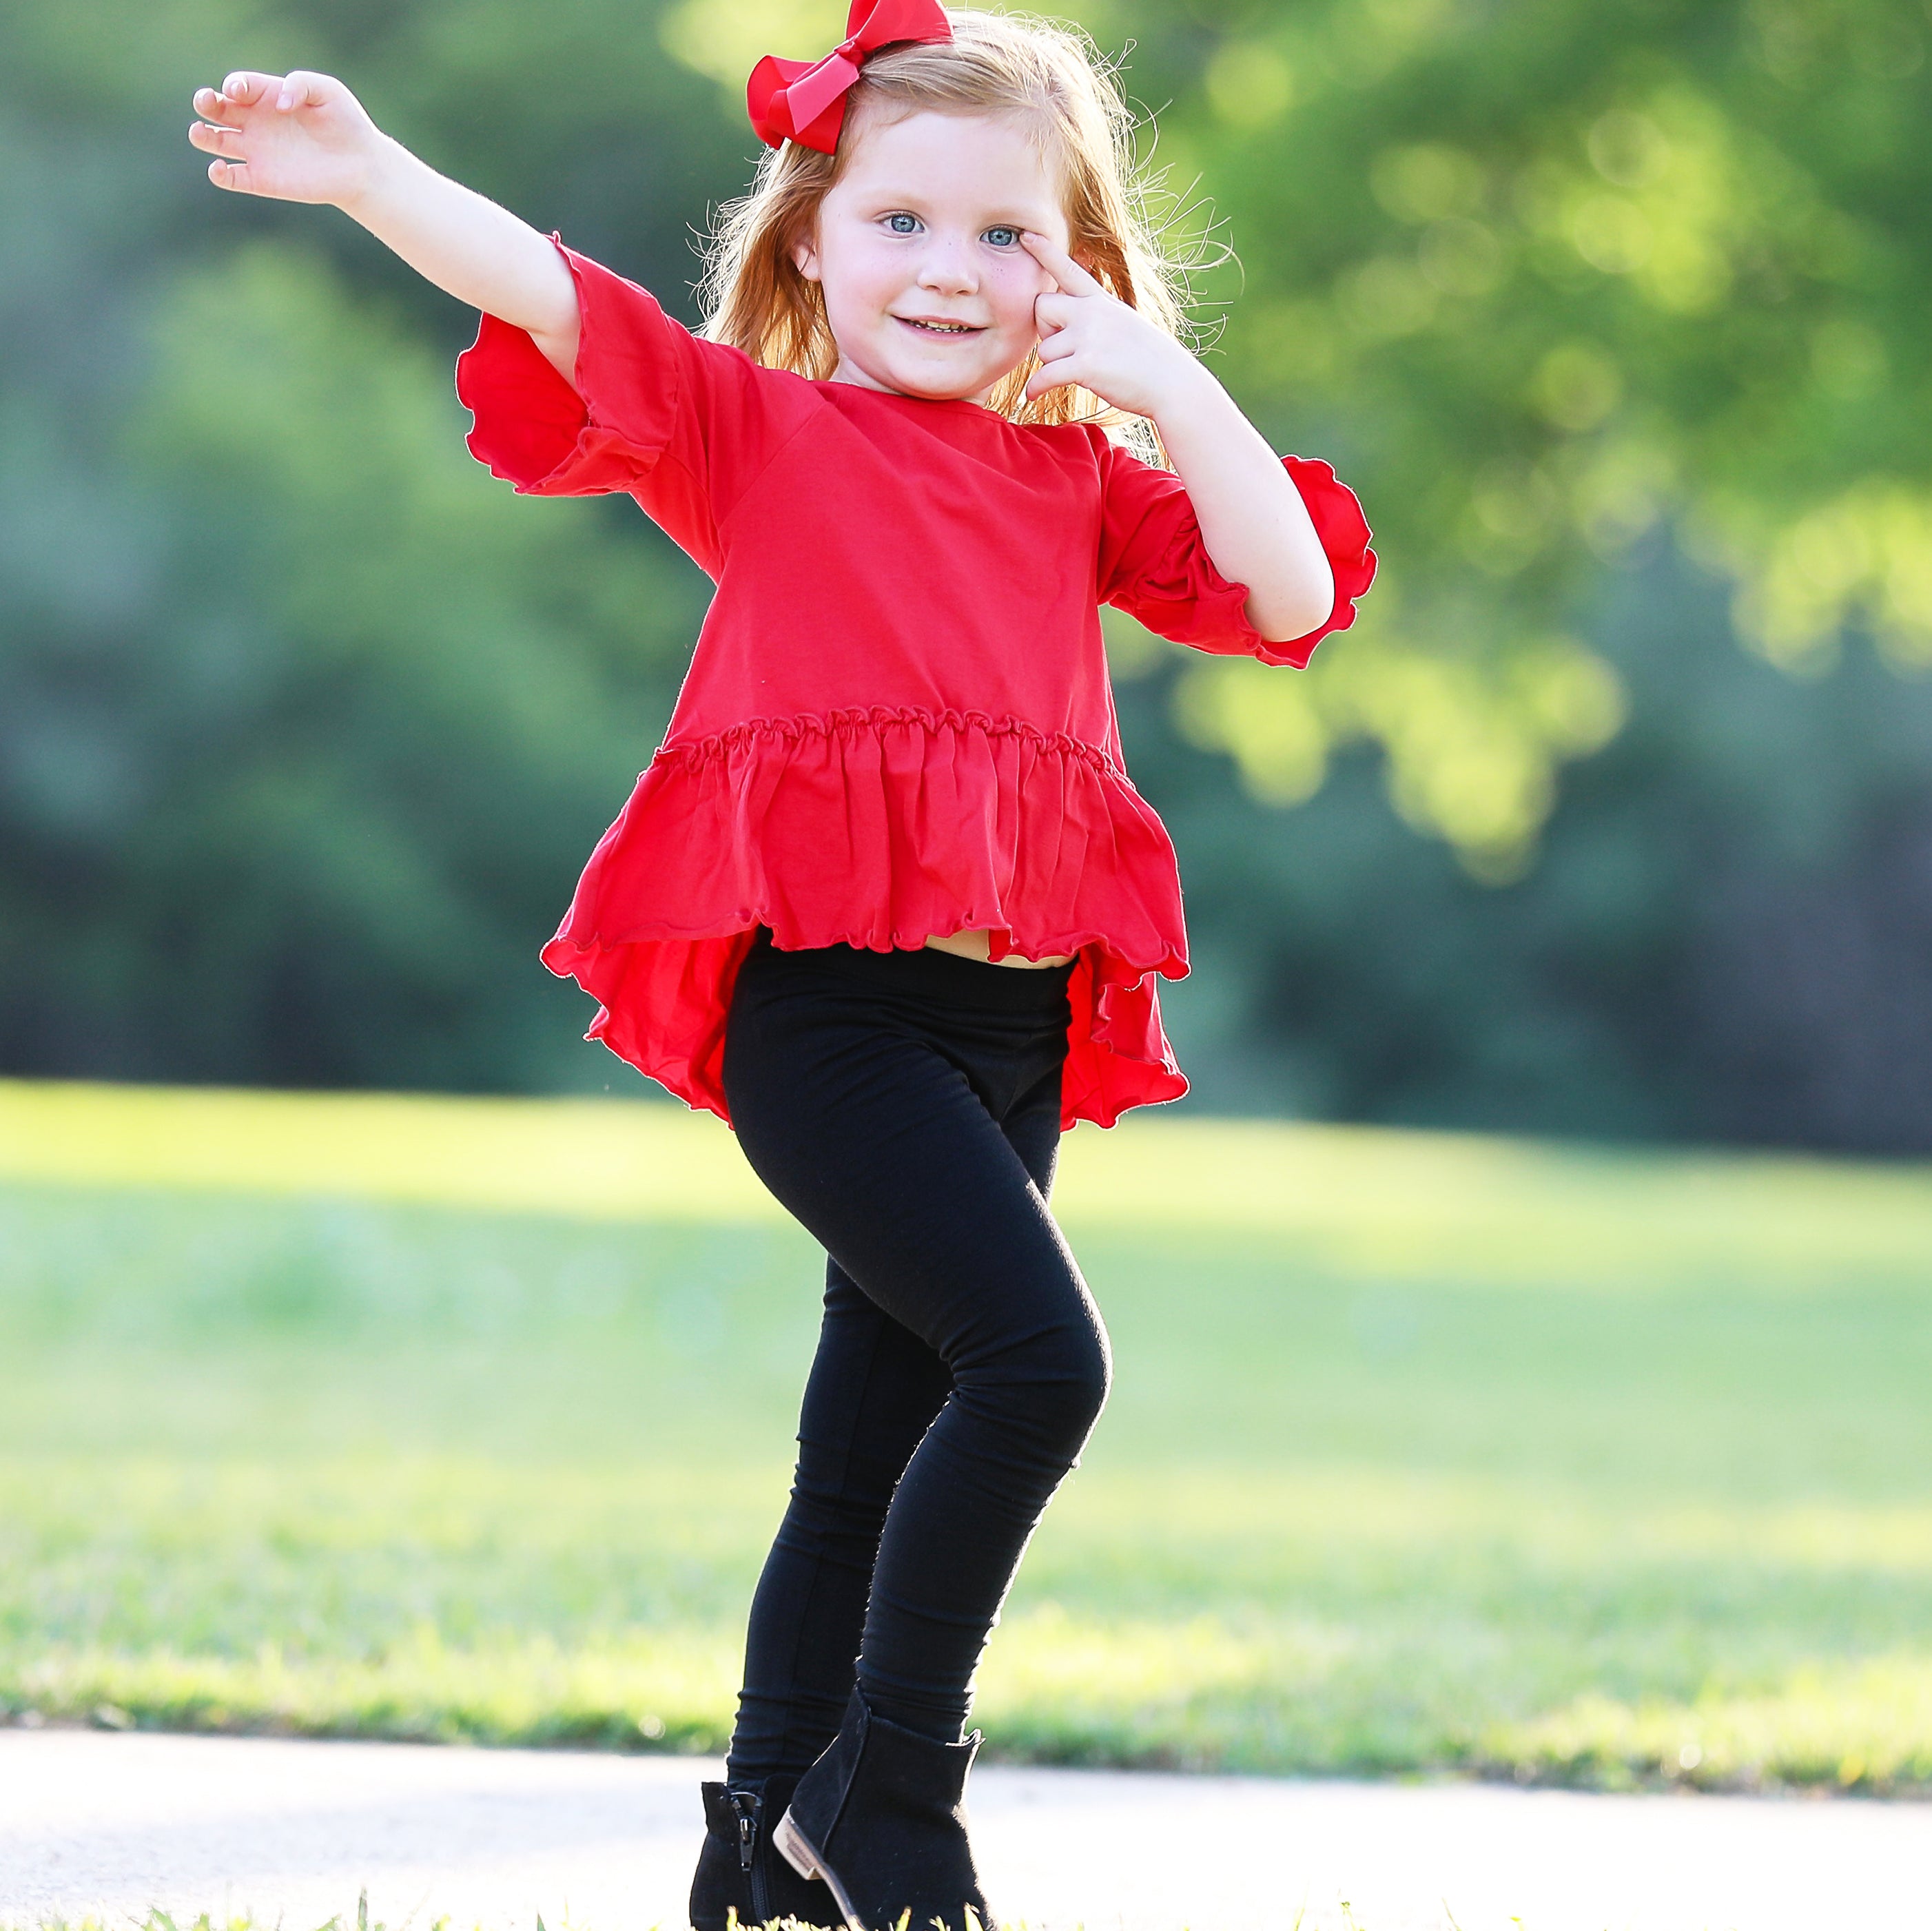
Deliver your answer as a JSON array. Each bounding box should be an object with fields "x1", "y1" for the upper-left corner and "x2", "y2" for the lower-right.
[
  {"x1": 773, "y1": 1689, "x2": 994, "y2": 1931},
  {"x1": 690, "y1": 1771, "x2": 841, "y2": 1930}
]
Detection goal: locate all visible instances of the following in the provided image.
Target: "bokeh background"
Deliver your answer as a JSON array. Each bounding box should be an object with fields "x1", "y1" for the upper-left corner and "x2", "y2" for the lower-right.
[
  {"x1": 9, "y1": 0, "x2": 1932, "y2": 1148},
  {"x1": 3, "y1": 0, "x2": 1932, "y2": 1824}
]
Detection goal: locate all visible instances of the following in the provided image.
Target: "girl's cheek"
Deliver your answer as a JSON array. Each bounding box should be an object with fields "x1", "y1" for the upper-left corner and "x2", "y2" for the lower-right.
[{"x1": 991, "y1": 256, "x2": 1047, "y2": 318}]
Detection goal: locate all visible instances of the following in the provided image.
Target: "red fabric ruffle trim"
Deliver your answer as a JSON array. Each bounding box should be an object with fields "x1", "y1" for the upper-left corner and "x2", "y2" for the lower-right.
[
  {"x1": 539, "y1": 708, "x2": 1192, "y2": 1130},
  {"x1": 455, "y1": 240, "x2": 686, "y2": 502},
  {"x1": 1255, "y1": 458, "x2": 1379, "y2": 669}
]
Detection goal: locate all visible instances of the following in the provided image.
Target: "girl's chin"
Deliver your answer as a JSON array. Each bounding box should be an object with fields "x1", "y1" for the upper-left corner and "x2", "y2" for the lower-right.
[{"x1": 829, "y1": 335, "x2": 1020, "y2": 404}]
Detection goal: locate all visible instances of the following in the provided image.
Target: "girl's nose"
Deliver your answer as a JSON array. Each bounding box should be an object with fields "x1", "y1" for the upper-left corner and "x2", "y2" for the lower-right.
[{"x1": 916, "y1": 238, "x2": 978, "y2": 296}]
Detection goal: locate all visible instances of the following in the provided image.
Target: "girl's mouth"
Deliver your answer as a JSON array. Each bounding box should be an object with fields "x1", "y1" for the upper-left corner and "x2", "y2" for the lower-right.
[{"x1": 896, "y1": 316, "x2": 982, "y2": 337}]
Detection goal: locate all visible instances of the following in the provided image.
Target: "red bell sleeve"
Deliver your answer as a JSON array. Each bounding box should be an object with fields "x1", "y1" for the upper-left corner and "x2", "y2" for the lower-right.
[
  {"x1": 455, "y1": 238, "x2": 801, "y2": 575},
  {"x1": 1097, "y1": 443, "x2": 1377, "y2": 670}
]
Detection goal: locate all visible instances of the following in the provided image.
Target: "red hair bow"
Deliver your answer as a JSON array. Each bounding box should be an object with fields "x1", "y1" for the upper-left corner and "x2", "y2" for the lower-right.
[{"x1": 747, "y1": 0, "x2": 954, "y2": 153}]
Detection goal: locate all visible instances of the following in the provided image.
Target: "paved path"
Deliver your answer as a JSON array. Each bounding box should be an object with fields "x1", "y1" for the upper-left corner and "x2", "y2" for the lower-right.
[{"x1": 3, "y1": 1729, "x2": 1929, "y2": 1931}]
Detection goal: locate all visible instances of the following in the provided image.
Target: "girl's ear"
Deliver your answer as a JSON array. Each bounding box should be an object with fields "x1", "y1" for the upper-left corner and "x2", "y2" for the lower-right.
[{"x1": 793, "y1": 227, "x2": 823, "y2": 284}]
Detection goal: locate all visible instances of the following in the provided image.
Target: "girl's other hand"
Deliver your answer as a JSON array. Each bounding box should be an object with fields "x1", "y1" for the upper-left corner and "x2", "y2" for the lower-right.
[
  {"x1": 189, "y1": 71, "x2": 384, "y2": 210},
  {"x1": 1024, "y1": 236, "x2": 1333, "y2": 640},
  {"x1": 1020, "y1": 231, "x2": 1206, "y2": 420}
]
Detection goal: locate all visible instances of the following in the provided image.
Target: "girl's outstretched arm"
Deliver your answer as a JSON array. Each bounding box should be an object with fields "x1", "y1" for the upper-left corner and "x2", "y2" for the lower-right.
[
  {"x1": 1020, "y1": 233, "x2": 1334, "y2": 646},
  {"x1": 189, "y1": 71, "x2": 579, "y2": 380}
]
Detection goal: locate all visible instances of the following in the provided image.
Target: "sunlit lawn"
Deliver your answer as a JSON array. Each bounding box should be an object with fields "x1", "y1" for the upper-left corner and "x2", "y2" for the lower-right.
[{"x1": 3, "y1": 1080, "x2": 1931, "y2": 1793}]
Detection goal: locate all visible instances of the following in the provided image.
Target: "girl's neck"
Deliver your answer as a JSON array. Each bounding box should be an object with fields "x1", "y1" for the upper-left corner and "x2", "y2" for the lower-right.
[{"x1": 825, "y1": 355, "x2": 997, "y2": 409}]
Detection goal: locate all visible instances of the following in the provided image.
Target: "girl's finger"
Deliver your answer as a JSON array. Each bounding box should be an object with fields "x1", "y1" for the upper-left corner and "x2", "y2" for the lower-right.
[
  {"x1": 1034, "y1": 291, "x2": 1078, "y2": 333},
  {"x1": 207, "y1": 157, "x2": 255, "y2": 194},
  {"x1": 1020, "y1": 230, "x2": 1104, "y2": 298},
  {"x1": 222, "y1": 71, "x2": 274, "y2": 104},
  {"x1": 1025, "y1": 356, "x2": 1086, "y2": 400},
  {"x1": 192, "y1": 86, "x2": 243, "y2": 125},
  {"x1": 189, "y1": 121, "x2": 246, "y2": 158},
  {"x1": 1034, "y1": 325, "x2": 1079, "y2": 362},
  {"x1": 277, "y1": 69, "x2": 327, "y2": 112}
]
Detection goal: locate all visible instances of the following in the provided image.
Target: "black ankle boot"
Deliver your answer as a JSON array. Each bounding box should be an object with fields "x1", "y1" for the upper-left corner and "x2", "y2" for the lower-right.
[
  {"x1": 690, "y1": 1771, "x2": 841, "y2": 1930},
  {"x1": 771, "y1": 1689, "x2": 995, "y2": 1931}
]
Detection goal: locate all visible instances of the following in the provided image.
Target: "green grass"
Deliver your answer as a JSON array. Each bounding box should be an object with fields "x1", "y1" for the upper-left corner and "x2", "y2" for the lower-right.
[{"x1": 3, "y1": 1080, "x2": 1932, "y2": 1793}]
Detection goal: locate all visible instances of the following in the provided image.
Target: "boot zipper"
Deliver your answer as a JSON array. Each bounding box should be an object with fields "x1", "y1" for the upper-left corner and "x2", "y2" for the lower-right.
[{"x1": 728, "y1": 1788, "x2": 770, "y2": 1922}]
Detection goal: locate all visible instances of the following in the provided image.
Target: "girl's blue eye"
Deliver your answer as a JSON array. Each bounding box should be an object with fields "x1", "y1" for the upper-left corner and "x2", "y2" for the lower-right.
[
  {"x1": 985, "y1": 226, "x2": 1020, "y2": 248},
  {"x1": 887, "y1": 214, "x2": 918, "y2": 234}
]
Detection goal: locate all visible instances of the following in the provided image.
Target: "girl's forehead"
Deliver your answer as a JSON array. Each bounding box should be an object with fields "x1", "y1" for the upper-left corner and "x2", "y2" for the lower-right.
[{"x1": 837, "y1": 106, "x2": 1065, "y2": 209}]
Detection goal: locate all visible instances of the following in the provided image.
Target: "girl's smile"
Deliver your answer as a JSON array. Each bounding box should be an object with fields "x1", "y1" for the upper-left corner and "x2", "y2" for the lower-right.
[{"x1": 794, "y1": 106, "x2": 1068, "y2": 403}]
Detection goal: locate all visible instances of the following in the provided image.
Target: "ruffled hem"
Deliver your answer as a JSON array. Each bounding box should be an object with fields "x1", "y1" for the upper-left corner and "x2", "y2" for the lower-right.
[
  {"x1": 539, "y1": 708, "x2": 1192, "y2": 1129},
  {"x1": 1254, "y1": 457, "x2": 1379, "y2": 669},
  {"x1": 456, "y1": 240, "x2": 680, "y2": 495}
]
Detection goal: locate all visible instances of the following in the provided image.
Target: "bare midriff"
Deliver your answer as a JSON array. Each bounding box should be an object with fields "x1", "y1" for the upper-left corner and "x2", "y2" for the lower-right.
[{"x1": 923, "y1": 929, "x2": 1076, "y2": 969}]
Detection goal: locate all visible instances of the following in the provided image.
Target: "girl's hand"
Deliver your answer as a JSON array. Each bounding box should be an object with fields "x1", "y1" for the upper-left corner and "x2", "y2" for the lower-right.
[
  {"x1": 1020, "y1": 232, "x2": 1208, "y2": 420},
  {"x1": 189, "y1": 71, "x2": 385, "y2": 209},
  {"x1": 1023, "y1": 240, "x2": 1335, "y2": 641},
  {"x1": 190, "y1": 69, "x2": 578, "y2": 371}
]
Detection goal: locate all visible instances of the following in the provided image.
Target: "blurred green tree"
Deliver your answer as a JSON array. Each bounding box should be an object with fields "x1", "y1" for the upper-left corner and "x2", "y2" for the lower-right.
[
  {"x1": 0, "y1": 0, "x2": 712, "y2": 1088},
  {"x1": 1162, "y1": 0, "x2": 1932, "y2": 880}
]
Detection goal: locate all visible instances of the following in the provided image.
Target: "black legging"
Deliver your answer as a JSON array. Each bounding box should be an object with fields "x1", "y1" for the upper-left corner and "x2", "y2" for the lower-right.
[{"x1": 719, "y1": 931, "x2": 1111, "y2": 1780}]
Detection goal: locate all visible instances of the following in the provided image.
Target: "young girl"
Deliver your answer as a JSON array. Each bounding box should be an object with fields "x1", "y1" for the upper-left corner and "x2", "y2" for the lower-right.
[{"x1": 190, "y1": 10, "x2": 1373, "y2": 1928}]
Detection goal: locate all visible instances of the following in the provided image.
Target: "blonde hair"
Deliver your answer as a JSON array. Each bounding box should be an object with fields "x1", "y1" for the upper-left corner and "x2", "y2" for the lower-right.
[{"x1": 699, "y1": 8, "x2": 1190, "y2": 447}]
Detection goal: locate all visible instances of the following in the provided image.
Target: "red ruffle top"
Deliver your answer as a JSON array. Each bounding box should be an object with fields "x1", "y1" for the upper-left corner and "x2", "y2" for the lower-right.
[{"x1": 457, "y1": 241, "x2": 1375, "y2": 1128}]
